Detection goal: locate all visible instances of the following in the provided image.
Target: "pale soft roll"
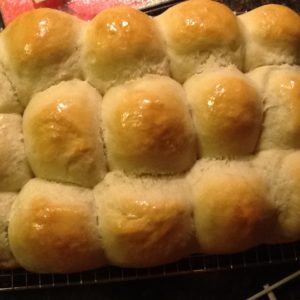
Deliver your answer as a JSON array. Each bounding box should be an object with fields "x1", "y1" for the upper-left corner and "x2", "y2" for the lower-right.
[
  {"x1": 102, "y1": 75, "x2": 197, "y2": 175},
  {"x1": 23, "y1": 80, "x2": 106, "y2": 188},
  {"x1": 0, "y1": 193, "x2": 18, "y2": 268},
  {"x1": 184, "y1": 67, "x2": 262, "y2": 157},
  {"x1": 239, "y1": 4, "x2": 300, "y2": 72},
  {"x1": 8, "y1": 179, "x2": 107, "y2": 273},
  {"x1": 0, "y1": 62, "x2": 23, "y2": 114},
  {"x1": 94, "y1": 171, "x2": 197, "y2": 267},
  {"x1": 254, "y1": 151, "x2": 300, "y2": 244},
  {"x1": 247, "y1": 65, "x2": 300, "y2": 151},
  {"x1": 188, "y1": 159, "x2": 276, "y2": 254},
  {"x1": 0, "y1": 8, "x2": 84, "y2": 106},
  {"x1": 83, "y1": 6, "x2": 168, "y2": 94},
  {"x1": 156, "y1": 0, "x2": 242, "y2": 83},
  {"x1": 0, "y1": 114, "x2": 32, "y2": 192}
]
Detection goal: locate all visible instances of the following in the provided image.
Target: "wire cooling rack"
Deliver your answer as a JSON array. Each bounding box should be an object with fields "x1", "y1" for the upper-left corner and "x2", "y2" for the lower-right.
[
  {"x1": 0, "y1": 241, "x2": 299, "y2": 292},
  {"x1": 142, "y1": 0, "x2": 300, "y2": 15}
]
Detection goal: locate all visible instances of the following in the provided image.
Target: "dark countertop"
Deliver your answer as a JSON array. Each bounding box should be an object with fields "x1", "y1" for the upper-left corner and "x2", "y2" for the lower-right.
[{"x1": 1, "y1": 263, "x2": 300, "y2": 300}]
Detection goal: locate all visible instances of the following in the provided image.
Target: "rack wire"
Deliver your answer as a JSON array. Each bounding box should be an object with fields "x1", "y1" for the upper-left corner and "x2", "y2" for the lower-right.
[
  {"x1": 142, "y1": 0, "x2": 300, "y2": 15},
  {"x1": 0, "y1": 241, "x2": 299, "y2": 292}
]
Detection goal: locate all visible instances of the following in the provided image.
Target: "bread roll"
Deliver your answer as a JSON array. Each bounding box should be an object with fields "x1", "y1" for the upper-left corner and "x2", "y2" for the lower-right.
[
  {"x1": 247, "y1": 65, "x2": 300, "y2": 151},
  {"x1": 0, "y1": 114, "x2": 32, "y2": 192},
  {"x1": 83, "y1": 6, "x2": 168, "y2": 94},
  {"x1": 156, "y1": 0, "x2": 242, "y2": 83},
  {"x1": 252, "y1": 149, "x2": 290, "y2": 179},
  {"x1": 23, "y1": 80, "x2": 106, "y2": 188},
  {"x1": 254, "y1": 151, "x2": 300, "y2": 244},
  {"x1": 94, "y1": 171, "x2": 197, "y2": 267},
  {"x1": 8, "y1": 179, "x2": 106, "y2": 273},
  {"x1": 239, "y1": 4, "x2": 300, "y2": 71},
  {"x1": 102, "y1": 75, "x2": 197, "y2": 175},
  {"x1": 0, "y1": 8, "x2": 84, "y2": 106},
  {"x1": 0, "y1": 193, "x2": 18, "y2": 268},
  {"x1": 0, "y1": 62, "x2": 23, "y2": 114},
  {"x1": 188, "y1": 159, "x2": 276, "y2": 254},
  {"x1": 184, "y1": 68, "x2": 262, "y2": 157}
]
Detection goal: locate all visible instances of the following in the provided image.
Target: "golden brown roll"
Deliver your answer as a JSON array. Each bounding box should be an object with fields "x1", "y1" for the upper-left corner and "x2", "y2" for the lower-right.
[
  {"x1": 83, "y1": 6, "x2": 168, "y2": 94},
  {"x1": 8, "y1": 178, "x2": 107, "y2": 273},
  {"x1": 0, "y1": 8, "x2": 84, "y2": 106},
  {"x1": 94, "y1": 171, "x2": 197, "y2": 267},
  {"x1": 23, "y1": 80, "x2": 106, "y2": 188},
  {"x1": 102, "y1": 75, "x2": 197, "y2": 175},
  {"x1": 0, "y1": 193, "x2": 18, "y2": 268},
  {"x1": 0, "y1": 114, "x2": 32, "y2": 192},
  {"x1": 156, "y1": 0, "x2": 242, "y2": 83},
  {"x1": 239, "y1": 4, "x2": 300, "y2": 71},
  {"x1": 247, "y1": 65, "x2": 300, "y2": 151},
  {"x1": 0, "y1": 62, "x2": 23, "y2": 114},
  {"x1": 187, "y1": 159, "x2": 276, "y2": 254},
  {"x1": 184, "y1": 68, "x2": 262, "y2": 157}
]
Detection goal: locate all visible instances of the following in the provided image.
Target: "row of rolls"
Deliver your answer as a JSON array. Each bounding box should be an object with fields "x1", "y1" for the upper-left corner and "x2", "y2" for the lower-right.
[
  {"x1": 0, "y1": 0, "x2": 299, "y2": 112},
  {"x1": 1, "y1": 65, "x2": 300, "y2": 190},
  {"x1": 1, "y1": 149, "x2": 300, "y2": 273},
  {"x1": 0, "y1": 0, "x2": 299, "y2": 273}
]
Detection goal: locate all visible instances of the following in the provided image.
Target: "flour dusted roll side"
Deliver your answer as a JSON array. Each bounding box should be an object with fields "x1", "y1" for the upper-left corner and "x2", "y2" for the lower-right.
[
  {"x1": 0, "y1": 114, "x2": 32, "y2": 192},
  {"x1": 188, "y1": 159, "x2": 276, "y2": 254},
  {"x1": 254, "y1": 151, "x2": 300, "y2": 244},
  {"x1": 156, "y1": 0, "x2": 242, "y2": 83},
  {"x1": 94, "y1": 172, "x2": 197, "y2": 267},
  {"x1": 0, "y1": 61, "x2": 23, "y2": 114},
  {"x1": 83, "y1": 6, "x2": 168, "y2": 94},
  {"x1": 102, "y1": 75, "x2": 197, "y2": 175},
  {"x1": 8, "y1": 179, "x2": 107, "y2": 273},
  {"x1": 184, "y1": 68, "x2": 262, "y2": 157},
  {"x1": 239, "y1": 4, "x2": 300, "y2": 71},
  {"x1": 0, "y1": 8, "x2": 84, "y2": 106},
  {"x1": 247, "y1": 65, "x2": 300, "y2": 151},
  {"x1": 0, "y1": 193, "x2": 18, "y2": 268},
  {"x1": 23, "y1": 80, "x2": 106, "y2": 188}
]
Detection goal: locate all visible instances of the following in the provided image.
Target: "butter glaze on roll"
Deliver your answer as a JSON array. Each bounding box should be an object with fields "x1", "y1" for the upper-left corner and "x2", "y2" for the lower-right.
[
  {"x1": 23, "y1": 80, "x2": 106, "y2": 187},
  {"x1": 184, "y1": 68, "x2": 262, "y2": 157},
  {"x1": 239, "y1": 4, "x2": 300, "y2": 71},
  {"x1": 156, "y1": 0, "x2": 242, "y2": 83},
  {"x1": 94, "y1": 171, "x2": 197, "y2": 267},
  {"x1": 0, "y1": 8, "x2": 84, "y2": 106},
  {"x1": 0, "y1": 114, "x2": 32, "y2": 192},
  {"x1": 247, "y1": 65, "x2": 300, "y2": 151},
  {"x1": 8, "y1": 179, "x2": 106, "y2": 273},
  {"x1": 188, "y1": 159, "x2": 276, "y2": 254},
  {"x1": 102, "y1": 75, "x2": 197, "y2": 174},
  {"x1": 83, "y1": 6, "x2": 168, "y2": 94}
]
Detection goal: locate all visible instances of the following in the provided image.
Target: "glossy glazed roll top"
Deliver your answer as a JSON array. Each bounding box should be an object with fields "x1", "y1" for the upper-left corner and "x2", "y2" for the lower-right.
[
  {"x1": 102, "y1": 75, "x2": 197, "y2": 174},
  {"x1": 23, "y1": 80, "x2": 106, "y2": 187},
  {"x1": 156, "y1": 0, "x2": 243, "y2": 82},
  {"x1": 83, "y1": 6, "x2": 169, "y2": 93},
  {"x1": 0, "y1": 8, "x2": 84, "y2": 106}
]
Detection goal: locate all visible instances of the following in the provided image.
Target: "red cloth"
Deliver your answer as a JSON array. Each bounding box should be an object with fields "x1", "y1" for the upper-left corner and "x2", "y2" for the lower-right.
[
  {"x1": 33, "y1": 0, "x2": 66, "y2": 8},
  {"x1": 0, "y1": 0, "x2": 34, "y2": 25},
  {"x1": 67, "y1": 0, "x2": 140, "y2": 20},
  {"x1": 0, "y1": 0, "x2": 149, "y2": 25}
]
